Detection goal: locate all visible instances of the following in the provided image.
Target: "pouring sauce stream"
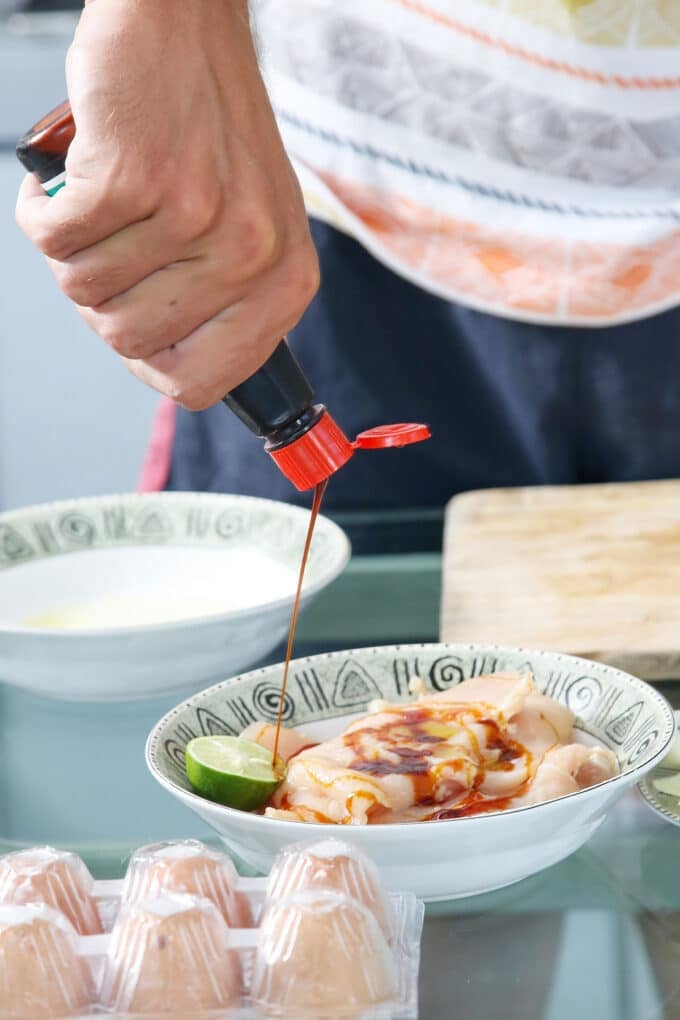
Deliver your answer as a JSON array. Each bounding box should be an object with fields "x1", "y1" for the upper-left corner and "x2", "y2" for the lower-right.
[{"x1": 272, "y1": 480, "x2": 328, "y2": 764}]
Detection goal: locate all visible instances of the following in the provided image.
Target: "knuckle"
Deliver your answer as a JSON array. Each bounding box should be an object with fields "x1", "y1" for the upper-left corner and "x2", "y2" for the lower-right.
[
  {"x1": 233, "y1": 205, "x2": 281, "y2": 279},
  {"x1": 170, "y1": 376, "x2": 219, "y2": 412},
  {"x1": 283, "y1": 244, "x2": 321, "y2": 308},
  {"x1": 90, "y1": 171, "x2": 150, "y2": 224},
  {"x1": 179, "y1": 392, "x2": 213, "y2": 412},
  {"x1": 112, "y1": 176, "x2": 154, "y2": 220},
  {"x1": 170, "y1": 181, "x2": 221, "y2": 240},
  {"x1": 100, "y1": 321, "x2": 144, "y2": 359},
  {"x1": 32, "y1": 223, "x2": 71, "y2": 261},
  {"x1": 54, "y1": 264, "x2": 100, "y2": 307}
]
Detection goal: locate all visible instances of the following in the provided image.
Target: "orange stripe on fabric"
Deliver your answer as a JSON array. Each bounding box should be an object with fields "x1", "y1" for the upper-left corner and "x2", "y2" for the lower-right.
[
  {"x1": 391, "y1": 0, "x2": 680, "y2": 89},
  {"x1": 317, "y1": 170, "x2": 680, "y2": 320}
]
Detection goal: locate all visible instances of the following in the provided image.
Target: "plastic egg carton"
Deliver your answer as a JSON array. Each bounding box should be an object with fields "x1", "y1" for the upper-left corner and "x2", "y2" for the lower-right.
[{"x1": 0, "y1": 838, "x2": 424, "y2": 1019}]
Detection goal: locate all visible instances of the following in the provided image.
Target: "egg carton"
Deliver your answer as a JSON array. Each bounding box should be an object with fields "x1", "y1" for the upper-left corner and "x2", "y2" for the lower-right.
[{"x1": 0, "y1": 839, "x2": 424, "y2": 1020}]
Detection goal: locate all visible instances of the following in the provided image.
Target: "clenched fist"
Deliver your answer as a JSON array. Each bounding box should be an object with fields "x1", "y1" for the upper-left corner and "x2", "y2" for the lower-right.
[{"x1": 16, "y1": 0, "x2": 319, "y2": 409}]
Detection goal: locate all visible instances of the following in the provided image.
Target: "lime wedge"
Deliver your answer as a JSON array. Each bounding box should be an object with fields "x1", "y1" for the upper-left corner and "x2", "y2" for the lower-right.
[{"x1": 185, "y1": 736, "x2": 284, "y2": 811}]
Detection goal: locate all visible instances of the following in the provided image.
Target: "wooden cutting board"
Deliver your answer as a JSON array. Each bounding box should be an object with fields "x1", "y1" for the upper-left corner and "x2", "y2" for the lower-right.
[{"x1": 440, "y1": 479, "x2": 680, "y2": 680}]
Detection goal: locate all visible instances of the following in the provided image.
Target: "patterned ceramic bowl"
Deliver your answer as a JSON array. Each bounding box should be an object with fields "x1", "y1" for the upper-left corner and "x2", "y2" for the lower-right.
[
  {"x1": 0, "y1": 493, "x2": 349, "y2": 702},
  {"x1": 638, "y1": 711, "x2": 680, "y2": 828},
  {"x1": 147, "y1": 643, "x2": 674, "y2": 901}
]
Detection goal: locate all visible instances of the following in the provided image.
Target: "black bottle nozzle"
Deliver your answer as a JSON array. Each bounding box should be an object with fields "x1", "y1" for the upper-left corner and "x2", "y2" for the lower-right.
[{"x1": 223, "y1": 340, "x2": 318, "y2": 442}]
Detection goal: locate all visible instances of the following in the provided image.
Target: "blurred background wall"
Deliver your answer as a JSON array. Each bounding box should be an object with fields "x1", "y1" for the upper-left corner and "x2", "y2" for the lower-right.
[{"x1": 0, "y1": 4, "x2": 158, "y2": 511}]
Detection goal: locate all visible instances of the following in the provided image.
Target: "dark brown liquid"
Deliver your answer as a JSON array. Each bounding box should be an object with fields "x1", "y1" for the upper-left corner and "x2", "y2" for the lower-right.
[
  {"x1": 272, "y1": 480, "x2": 328, "y2": 764},
  {"x1": 344, "y1": 704, "x2": 533, "y2": 821},
  {"x1": 271, "y1": 487, "x2": 535, "y2": 822}
]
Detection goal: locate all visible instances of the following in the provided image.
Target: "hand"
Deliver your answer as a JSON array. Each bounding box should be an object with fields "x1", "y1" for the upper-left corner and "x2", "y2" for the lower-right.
[{"x1": 15, "y1": 0, "x2": 319, "y2": 410}]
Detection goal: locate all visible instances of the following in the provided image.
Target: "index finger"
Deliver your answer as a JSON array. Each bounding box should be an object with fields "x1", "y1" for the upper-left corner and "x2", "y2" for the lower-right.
[
  {"x1": 15, "y1": 161, "x2": 157, "y2": 262},
  {"x1": 15, "y1": 170, "x2": 50, "y2": 225}
]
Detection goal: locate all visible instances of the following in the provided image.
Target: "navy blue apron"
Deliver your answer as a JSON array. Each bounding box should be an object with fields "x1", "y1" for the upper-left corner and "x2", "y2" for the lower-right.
[{"x1": 167, "y1": 219, "x2": 680, "y2": 513}]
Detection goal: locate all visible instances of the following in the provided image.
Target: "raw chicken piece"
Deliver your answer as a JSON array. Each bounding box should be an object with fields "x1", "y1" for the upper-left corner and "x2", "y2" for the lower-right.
[
  {"x1": 397, "y1": 676, "x2": 541, "y2": 802},
  {"x1": 0, "y1": 903, "x2": 93, "y2": 1019},
  {"x1": 513, "y1": 743, "x2": 619, "y2": 807},
  {"x1": 266, "y1": 839, "x2": 393, "y2": 938},
  {"x1": 0, "y1": 847, "x2": 102, "y2": 935},
  {"x1": 100, "y1": 893, "x2": 242, "y2": 1015},
  {"x1": 428, "y1": 672, "x2": 534, "y2": 720},
  {"x1": 475, "y1": 748, "x2": 533, "y2": 799},
  {"x1": 273, "y1": 673, "x2": 538, "y2": 824},
  {"x1": 271, "y1": 674, "x2": 537, "y2": 824},
  {"x1": 241, "y1": 721, "x2": 313, "y2": 763},
  {"x1": 473, "y1": 690, "x2": 576, "y2": 799},
  {"x1": 271, "y1": 736, "x2": 414, "y2": 824},
  {"x1": 547, "y1": 743, "x2": 619, "y2": 788},
  {"x1": 122, "y1": 839, "x2": 251, "y2": 927},
  {"x1": 263, "y1": 673, "x2": 619, "y2": 824},
  {"x1": 251, "y1": 889, "x2": 397, "y2": 1018},
  {"x1": 509, "y1": 692, "x2": 575, "y2": 755}
]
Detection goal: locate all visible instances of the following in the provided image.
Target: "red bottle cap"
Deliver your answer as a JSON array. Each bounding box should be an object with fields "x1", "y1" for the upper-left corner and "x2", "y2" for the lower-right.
[
  {"x1": 269, "y1": 411, "x2": 354, "y2": 491},
  {"x1": 270, "y1": 416, "x2": 431, "y2": 491},
  {"x1": 354, "y1": 423, "x2": 432, "y2": 449}
]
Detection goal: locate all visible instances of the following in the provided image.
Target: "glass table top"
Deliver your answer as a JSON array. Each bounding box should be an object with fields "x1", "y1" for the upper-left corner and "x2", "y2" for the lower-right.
[
  {"x1": 0, "y1": 690, "x2": 674, "y2": 1020},
  {"x1": 63, "y1": 787, "x2": 676, "y2": 1020},
  {"x1": 421, "y1": 788, "x2": 680, "y2": 1020},
  {"x1": 0, "y1": 582, "x2": 677, "y2": 1020}
]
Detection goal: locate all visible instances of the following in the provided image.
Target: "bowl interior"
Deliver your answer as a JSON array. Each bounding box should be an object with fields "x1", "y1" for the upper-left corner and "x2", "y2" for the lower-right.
[
  {"x1": 148, "y1": 643, "x2": 675, "y2": 805},
  {"x1": 0, "y1": 492, "x2": 350, "y2": 633}
]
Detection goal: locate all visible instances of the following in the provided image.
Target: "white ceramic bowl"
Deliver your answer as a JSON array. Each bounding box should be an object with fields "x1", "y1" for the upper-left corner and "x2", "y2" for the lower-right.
[
  {"x1": 147, "y1": 643, "x2": 674, "y2": 901},
  {"x1": 638, "y1": 710, "x2": 680, "y2": 828},
  {"x1": 0, "y1": 493, "x2": 349, "y2": 702}
]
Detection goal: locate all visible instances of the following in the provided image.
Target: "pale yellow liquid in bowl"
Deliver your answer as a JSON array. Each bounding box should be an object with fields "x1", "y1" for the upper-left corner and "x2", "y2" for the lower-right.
[{"x1": 24, "y1": 596, "x2": 253, "y2": 630}]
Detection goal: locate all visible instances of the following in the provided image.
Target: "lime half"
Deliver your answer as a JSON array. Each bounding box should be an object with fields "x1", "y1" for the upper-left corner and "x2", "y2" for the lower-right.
[{"x1": 185, "y1": 736, "x2": 284, "y2": 812}]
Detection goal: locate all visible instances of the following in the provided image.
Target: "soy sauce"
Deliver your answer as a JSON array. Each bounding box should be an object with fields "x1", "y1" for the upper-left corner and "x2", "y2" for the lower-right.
[{"x1": 272, "y1": 480, "x2": 328, "y2": 764}]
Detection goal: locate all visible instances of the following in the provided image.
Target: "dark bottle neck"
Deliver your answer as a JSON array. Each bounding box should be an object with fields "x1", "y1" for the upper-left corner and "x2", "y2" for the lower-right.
[
  {"x1": 222, "y1": 340, "x2": 320, "y2": 445},
  {"x1": 264, "y1": 403, "x2": 326, "y2": 452}
]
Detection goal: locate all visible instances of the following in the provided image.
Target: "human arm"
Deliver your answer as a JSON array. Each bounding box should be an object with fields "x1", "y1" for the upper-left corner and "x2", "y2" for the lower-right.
[{"x1": 15, "y1": 0, "x2": 319, "y2": 410}]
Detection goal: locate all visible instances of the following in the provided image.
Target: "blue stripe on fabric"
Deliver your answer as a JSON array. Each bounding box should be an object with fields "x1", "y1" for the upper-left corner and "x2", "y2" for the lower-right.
[{"x1": 278, "y1": 109, "x2": 680, "y2": 223}]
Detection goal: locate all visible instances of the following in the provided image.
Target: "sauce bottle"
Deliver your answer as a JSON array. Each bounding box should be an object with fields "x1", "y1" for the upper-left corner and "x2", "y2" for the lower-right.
[{"x1": 17, "y1": 102, "x2": 430, "y2": 490}]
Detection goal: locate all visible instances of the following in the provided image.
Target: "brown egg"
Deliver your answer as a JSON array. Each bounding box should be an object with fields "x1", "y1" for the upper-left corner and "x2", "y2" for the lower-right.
[
  {"x1": 266, "y1": 839, "x2": 393, "y2": 938},
  {"x1": 0, "y1": 847, "x2": 102, "y2": 935},
  {"x1": 251, "y1": 889, "x2": 397, "y2": 1018},
  {"x1": 122, "y1": 840, "x2": 252, "y2": 927},
  {"x1": 0, "y1": 904, "x2": 93, "y2": 1019},
  {"x1": 99, "y1": 893, "x2": 242, "y2": 1015}
]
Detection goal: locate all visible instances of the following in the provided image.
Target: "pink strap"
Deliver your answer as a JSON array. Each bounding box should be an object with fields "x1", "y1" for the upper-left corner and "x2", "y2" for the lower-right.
[{"x1": 138, "y1": 398, "x2": 177, "y2": 492}]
